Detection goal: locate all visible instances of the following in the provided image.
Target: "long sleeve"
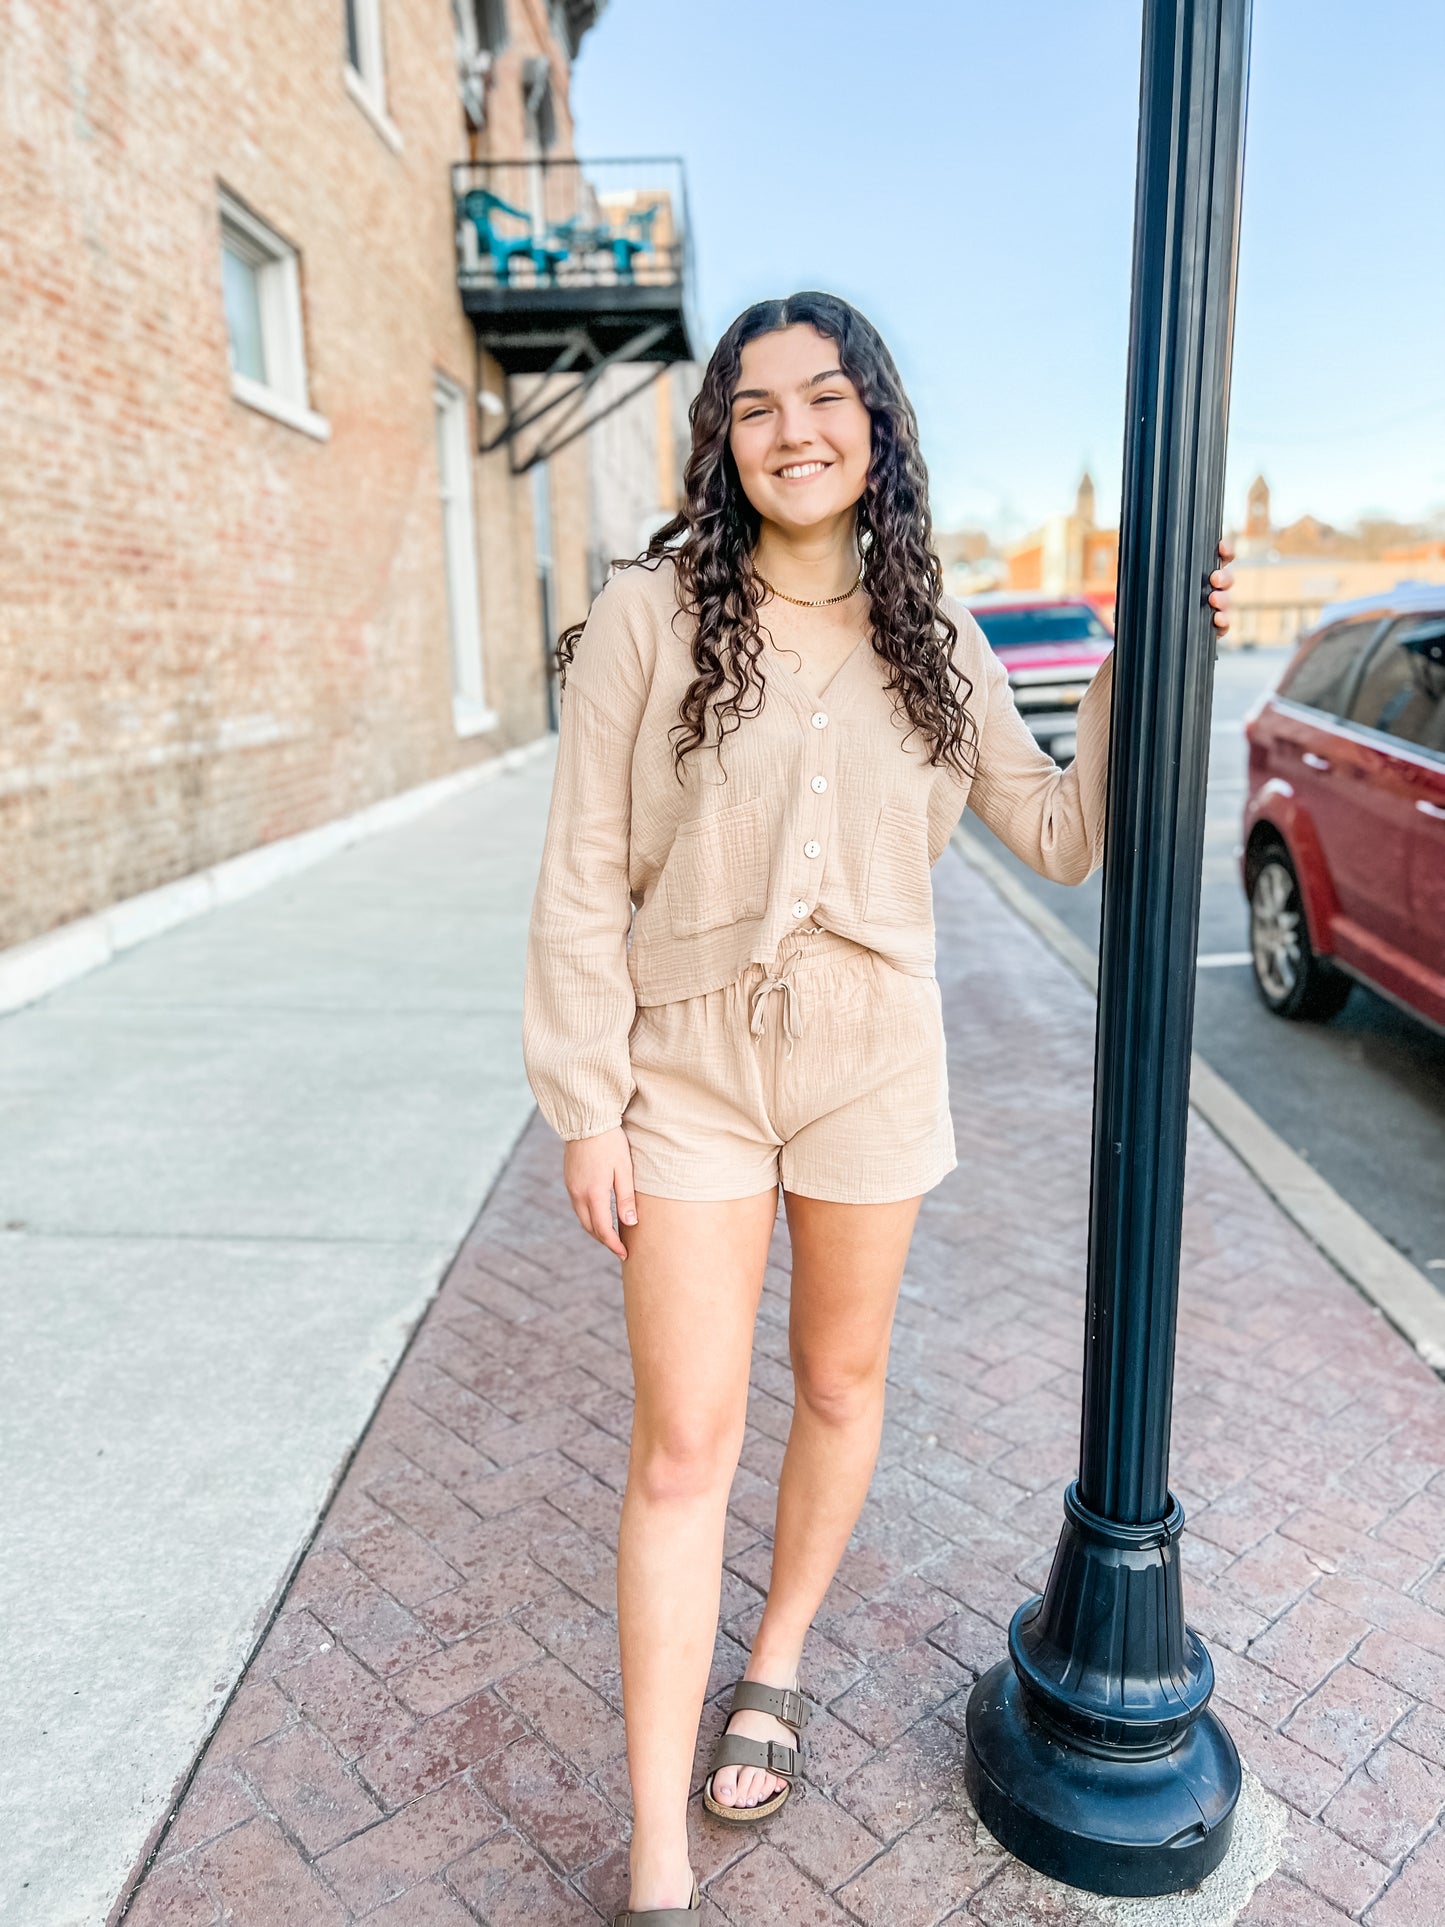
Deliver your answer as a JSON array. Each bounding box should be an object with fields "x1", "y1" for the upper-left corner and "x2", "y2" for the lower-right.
[
  {"x1": 965, "y1": 631, "x2": 1114, "y2": 885},
  {"x1": 522, "y1": 580, "x2": 650, "y2": 1141}
]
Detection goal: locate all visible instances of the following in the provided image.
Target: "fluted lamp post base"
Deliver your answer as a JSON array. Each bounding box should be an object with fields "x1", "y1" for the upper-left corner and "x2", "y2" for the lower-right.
[
  {"x1": 964, "y1": 1486, "x2": 1240, "y2": 1896},
  {"x1": 966, "y1": 1670, "x2": 1239, "y2": 1896}
]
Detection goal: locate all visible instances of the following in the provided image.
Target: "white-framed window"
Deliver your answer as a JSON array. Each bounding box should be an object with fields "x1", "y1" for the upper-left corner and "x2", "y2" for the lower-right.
[
  {"x1": 451, "y1": 0, "x2": 507, "y2": 129},
  {"x1": 522, "y1": 55, "x2": 557, "y2": 152},
  {"x1": 218, "y1": 191, "x2": 329, "y2": 442},
  {"x1": 434, "y1": 375, "x2": 494, "y2": 737},
  {"x1": 344, "y1": 0, "x2": 402, "y2": 150},
  {"x1": 533, "y1": 461, "x2": 559, "y2": 730}
]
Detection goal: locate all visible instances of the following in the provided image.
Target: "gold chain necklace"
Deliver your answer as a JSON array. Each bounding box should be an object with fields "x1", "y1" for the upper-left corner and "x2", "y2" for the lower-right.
[{"x1": 756, "y1": 569, "x2": 862, "y2": 609}]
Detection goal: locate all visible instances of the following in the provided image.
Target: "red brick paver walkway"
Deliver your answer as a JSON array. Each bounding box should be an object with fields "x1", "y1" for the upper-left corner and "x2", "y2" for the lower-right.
[{"x1": 120, "y1": 852, "x2": 1445, "y2": 1926}]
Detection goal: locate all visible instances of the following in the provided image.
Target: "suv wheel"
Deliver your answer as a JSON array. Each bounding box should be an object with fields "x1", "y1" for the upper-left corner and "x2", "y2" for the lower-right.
[{"x1": 1249, "y1": 849, "x2": 1351, "y2": 1022}]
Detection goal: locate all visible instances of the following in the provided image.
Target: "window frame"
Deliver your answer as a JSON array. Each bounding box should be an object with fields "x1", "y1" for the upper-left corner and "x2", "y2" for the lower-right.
[
  {"x1": 522, "y1": 55, "x2": 558, "y2": 153},
  {"x1": 344, "y1": 0, "x2": 403, "y2": 151},
  {"x1": 1343, "y1": 615, "x2": 1445, "y2": 765},
  {"x1": 218, "y1": 191, "x2": 330, "y2": 442},
  {"x1": 452, "y1": 0, "x2": 506, "y2": 128},
  {"x1": 454, "y1": 0, "x2": 508, "y2": 56},
  {"x1": 1275, "y1": 616, "x2": 1387, "y2": 721},
  {"x1": 433, "y1": 374, "x2": 495, "y2": 738}
]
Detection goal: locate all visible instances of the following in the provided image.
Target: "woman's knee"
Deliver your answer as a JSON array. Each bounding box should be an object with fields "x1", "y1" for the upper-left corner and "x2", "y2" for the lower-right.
[
  {"x1": 790, "y1": 1346, "x2": 886, "y2": 1428},
  {"x1": 629, "y1": 1408, "x2": 744, "y2": 1505}
]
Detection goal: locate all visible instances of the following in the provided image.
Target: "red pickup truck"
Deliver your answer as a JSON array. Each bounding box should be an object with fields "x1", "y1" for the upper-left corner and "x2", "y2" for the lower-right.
[
  {"x1": 1242, "y1": 586, "x2": 1445, "y2": 1032},
  {"x1": 962, "y1": 593, "x2": 1114, "y2": 765}
]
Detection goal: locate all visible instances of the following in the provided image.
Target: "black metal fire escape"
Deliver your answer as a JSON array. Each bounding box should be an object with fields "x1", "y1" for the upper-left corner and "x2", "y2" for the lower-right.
[{"x1": 452, "y1": 155, "x2": 700, "y2": 473}]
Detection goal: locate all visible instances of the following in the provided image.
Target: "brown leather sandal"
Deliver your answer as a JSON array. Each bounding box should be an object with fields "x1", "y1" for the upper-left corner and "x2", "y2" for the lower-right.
[
  {"x1": 702, "y1": 1680, "x2": 810, "y2": 1825},
  {"x1": 613, "y1": 1880, "x2": 701, "y2": 1925}
]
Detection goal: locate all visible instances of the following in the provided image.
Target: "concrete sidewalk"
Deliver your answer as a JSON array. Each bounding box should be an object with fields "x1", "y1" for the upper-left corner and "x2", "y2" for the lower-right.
[
  {"x1": 117, "y1": 844, "x2": 1445, "y2": 1926},
  {"x1": 0, "y1": 753, "x2": 554, "y2": 1927}
]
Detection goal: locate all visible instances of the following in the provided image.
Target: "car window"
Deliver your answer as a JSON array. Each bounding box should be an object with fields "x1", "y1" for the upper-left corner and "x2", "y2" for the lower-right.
[
  {"x1": 969, "y1": 606, "x2": 1110, "y2": 647},
  {"x1": 1346, "y1": 617, "x2": 1445, "y2": 757},
  {"x1": 1277, "y1": 618, "x2": 1383, "y2": 714}
]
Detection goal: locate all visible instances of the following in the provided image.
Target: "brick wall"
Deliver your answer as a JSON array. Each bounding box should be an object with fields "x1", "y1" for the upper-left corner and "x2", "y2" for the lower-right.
[{"x1": 0, "y1": 0, "x2": 683, "y2": 949}]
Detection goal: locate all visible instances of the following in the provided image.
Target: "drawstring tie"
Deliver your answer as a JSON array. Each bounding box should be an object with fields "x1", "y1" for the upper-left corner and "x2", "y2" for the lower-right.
[{"x1": 750, "y1": 952, "x2": 803, "y2": 1056}]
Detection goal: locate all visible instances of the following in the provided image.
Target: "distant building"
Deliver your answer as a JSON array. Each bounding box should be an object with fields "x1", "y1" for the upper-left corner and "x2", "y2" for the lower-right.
[
  {"x1": 1242, "y1": 473, "x2": 1272, "y2": 550},
  {"x1": 1, "y1": 0, "x2": 698, "y2": 949},
  {"x1": 1223, "y1": 476, "x2": 1445, "y2": 648},
  {"x1": 1000, "y1": 474, "x2": 1120, "y2": 627},
  {"x1": 955, "y1": 469, "x2": 1445, "y2": 653},
  {"x1": 934, "y1": 527, "x2": 1006, "y2": 600}
]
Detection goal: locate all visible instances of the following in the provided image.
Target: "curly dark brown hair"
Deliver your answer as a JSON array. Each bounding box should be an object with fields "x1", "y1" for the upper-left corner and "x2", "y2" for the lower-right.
[{"x1": 557, "y1": 290, "x2": 978, "y2": 777}]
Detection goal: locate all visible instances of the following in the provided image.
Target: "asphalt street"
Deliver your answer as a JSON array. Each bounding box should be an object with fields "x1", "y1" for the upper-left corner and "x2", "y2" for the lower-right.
[{"x1": 973, "y1": 644, "x2": 1445, "y2": 1286}]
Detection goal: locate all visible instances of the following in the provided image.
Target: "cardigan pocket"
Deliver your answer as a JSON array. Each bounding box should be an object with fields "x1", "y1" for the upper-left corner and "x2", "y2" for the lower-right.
[
  {"x1": 864, "y1": 802, "x2": 933, "y2": 925},
  {"x1": 664, "y1": 795, "x2": 769, "y2": 938}
]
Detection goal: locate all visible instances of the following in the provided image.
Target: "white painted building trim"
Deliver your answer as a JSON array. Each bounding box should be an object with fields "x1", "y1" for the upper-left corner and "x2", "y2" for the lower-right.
[
  {"x1": 344, "y1": 62, "x2": 404, "y2": 152},
  {"x1": 229, "y1": 370, "x2": 331, "y2": 442},
  {"x1": 434, "y1": 374, "x2": 490, "y2": 723},
  {"x1": 452, "y1": 699, "x2": 500, "y2": 738},
  {"x1": 218, "y1": 191, "x2": 327, "y2": 436},
  {"x1": 0, "y1": 737, "x2": 551, "y2": 1017}
]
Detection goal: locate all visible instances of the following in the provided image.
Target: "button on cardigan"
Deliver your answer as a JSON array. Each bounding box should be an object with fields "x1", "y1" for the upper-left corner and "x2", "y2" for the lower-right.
[{"x1": 523, "y1": 556, "x2": 1113, "y2": 1142}]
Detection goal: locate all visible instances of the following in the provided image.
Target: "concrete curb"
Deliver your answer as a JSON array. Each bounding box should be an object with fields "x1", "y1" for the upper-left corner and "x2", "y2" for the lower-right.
[
  {"x1": 0, "y1": 736, "x2": 552, "y2": 1017},
  {"x1": 952, "y1": 824, "x2": 1445, "y2": 1375}
]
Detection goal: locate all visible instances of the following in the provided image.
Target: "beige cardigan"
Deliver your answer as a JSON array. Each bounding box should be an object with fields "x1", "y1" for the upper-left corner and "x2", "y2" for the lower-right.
[{"x1": 523, "y1": 557, "x2": 1113, "y2": 1140}]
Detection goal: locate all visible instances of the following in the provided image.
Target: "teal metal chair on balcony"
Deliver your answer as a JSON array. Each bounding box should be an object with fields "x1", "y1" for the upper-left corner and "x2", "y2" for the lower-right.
[
  {"x1": 459, "y1": 188, "x2": 566, "y2": 286},
  {"x1": 554, "y1": 204, "x2": 663, "y2": 281},
  {"x1": 606, "y1": 234, "x2": 647, "y2": 279},
  {"x1": 603, "y1": 204, "x2": 661, "y2": 281},
  {"x1": 546, "y1": 215, "x2": 612, "y2": 271},
  {"x1": 538, "y1": 213, "x2": 645, "y2": 282}
]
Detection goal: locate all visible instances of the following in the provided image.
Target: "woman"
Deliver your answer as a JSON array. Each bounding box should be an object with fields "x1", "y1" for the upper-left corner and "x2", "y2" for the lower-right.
[{"x1": 523, "y1": 291, "x2": 1234, "y2": 1925}]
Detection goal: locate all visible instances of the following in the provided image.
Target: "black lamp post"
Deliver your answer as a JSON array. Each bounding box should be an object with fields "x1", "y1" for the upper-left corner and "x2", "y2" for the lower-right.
[{"x1": 963, "y1": 0, "x2": 1252, "y2": 1897}]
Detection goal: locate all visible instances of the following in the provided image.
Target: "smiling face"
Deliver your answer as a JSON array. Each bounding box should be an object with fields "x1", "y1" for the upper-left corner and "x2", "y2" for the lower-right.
[{"x1": 727, "y1": 323, "x2": 873, "y2": 537}]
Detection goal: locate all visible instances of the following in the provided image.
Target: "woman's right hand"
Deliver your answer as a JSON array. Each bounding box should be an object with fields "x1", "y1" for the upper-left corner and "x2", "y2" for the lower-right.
[{"x1": 562, "y1": 1127, "x2": 638, "y2": 1259}]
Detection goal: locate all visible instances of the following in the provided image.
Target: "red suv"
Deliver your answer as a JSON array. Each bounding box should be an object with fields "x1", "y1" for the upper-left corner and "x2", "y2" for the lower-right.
[
  {"x1": 964, "y1": 594, "x2": 1114, "y2": 763},
  {"x1": 1242, "y1": 587, "x2": 1445, "y2": 1031}
]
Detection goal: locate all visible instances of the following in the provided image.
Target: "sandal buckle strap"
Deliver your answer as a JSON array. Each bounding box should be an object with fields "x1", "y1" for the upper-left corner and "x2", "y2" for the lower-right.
[
  {"x1": 727, "y1": 1680, "x2": 810, "y2": 1732},
  {"x1": 708, "y1": 1732, "x2": 798, "y2": 1778}
]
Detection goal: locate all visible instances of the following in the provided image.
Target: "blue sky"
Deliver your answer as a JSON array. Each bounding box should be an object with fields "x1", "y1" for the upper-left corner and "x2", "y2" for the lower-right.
[{"x1": 572, "y1": 0, "x2": 1445, "y2": 539}]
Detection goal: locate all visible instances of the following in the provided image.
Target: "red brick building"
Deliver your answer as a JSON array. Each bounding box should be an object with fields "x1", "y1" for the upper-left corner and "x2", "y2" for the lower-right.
[
  {"x1": 1, "y1": 0, "x2": 696, "y2": 950},
  {"x1": 1001, "y1": 473, "x2": 1120, "y2": 628}
]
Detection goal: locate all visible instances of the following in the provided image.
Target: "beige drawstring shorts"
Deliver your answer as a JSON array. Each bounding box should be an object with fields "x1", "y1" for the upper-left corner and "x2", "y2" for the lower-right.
[{"x1": 622, "y1": 928, "x2": 957, "y2": 1204}]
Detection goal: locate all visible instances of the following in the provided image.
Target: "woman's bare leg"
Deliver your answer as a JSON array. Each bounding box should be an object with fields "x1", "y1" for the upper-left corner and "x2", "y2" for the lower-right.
[
  {"x1": 708, "y1": 1191, "x2": 921, "y2": 1809},
  {"x1": 618, "y1": 1187, "x2": 780, "y2": 1911}
]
